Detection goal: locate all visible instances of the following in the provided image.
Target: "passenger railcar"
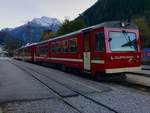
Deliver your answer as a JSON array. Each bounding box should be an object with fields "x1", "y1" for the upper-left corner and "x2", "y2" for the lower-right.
[
  {"x1": 14, "y1": 43, "x2": 36, "y2": 61},
  {"x1": 15, "y1": 21, "x2": 141, "y2": 76}
]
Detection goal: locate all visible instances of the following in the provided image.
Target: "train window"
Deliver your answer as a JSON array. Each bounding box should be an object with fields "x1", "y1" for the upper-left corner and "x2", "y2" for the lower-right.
[
  {"x1": 39, "y1": 47, "x2": 42, "y2": 54},
  {"x1": 60, "y1": 42, "x2": 63, "y2": 53},
  {"x1": 24, "y1": 48, "x2": 29, "y2": 56},
  {"x1": 24, "y1": 48, "x2": 26, "y2": 56},
  {"x1": 55, "y1": 43, "x2": 58, "y2": 54},
  {"x1": 45, "y1": 45, "x2": 48, "y2": 54},
  {"x1": 36, "y1": 47, "x2": 40, "y2": 56},
  {"x1": 58, "y1": 42, "x2": 62, "y2": 54},
  {"x1": 95, "y1": 32, "x2": 104, "y2": 51},
  {"x1": 55, "y1": 42, "x2": 61, "y2": 54},
  {"x1": 39, "y1": 45, "x2": 48, "y2": 55},
  {"x1": 63, "y1": 40, "x2": 68, "y2": 53},
  {"x1": 69, "y1": 38, "x2": 77, "y2": 53},
  {"x1": 83, "y1": 33, "x2": 90, "y2": 52},
  {"x1": 51, "y1": 43, "x2": 55, "y2": 54}
]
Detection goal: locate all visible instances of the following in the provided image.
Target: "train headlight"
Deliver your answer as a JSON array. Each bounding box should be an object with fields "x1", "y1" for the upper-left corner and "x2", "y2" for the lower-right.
[
  {"x1": 120, "y1": 22, "x2": 125, "y2": 27},
  {"x1": 110, "y1": 56, "x2": 114, "y2": 61}
]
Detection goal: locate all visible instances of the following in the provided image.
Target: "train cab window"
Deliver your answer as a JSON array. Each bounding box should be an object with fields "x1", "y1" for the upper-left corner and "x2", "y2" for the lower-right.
[
  {"x1": 95, "y1": 32, "x2": 104, "y2": 51},
  {"x1": 63, "y1": 40, "x2": 68, "y2": 53},
  {"x1": 69, "y1": 38, "x2": 77, "y2": 53},
  {"x1": 109, "y1": 32, "x2": 137, "y2": 51}
]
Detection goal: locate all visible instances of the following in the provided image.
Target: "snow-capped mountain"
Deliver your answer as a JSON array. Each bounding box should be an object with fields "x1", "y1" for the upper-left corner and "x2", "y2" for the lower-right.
[
  {"x1": 0, "y1": 16, "x2": 61, "y2": 43},
  {"x1": 30, "y1": 16, "x2": 61, "y2": 32}
]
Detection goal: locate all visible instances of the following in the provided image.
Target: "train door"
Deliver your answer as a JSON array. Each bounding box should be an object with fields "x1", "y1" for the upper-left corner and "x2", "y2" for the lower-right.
[{"x1": 83, "y1": 31, "x2": 91, "y2": 72}]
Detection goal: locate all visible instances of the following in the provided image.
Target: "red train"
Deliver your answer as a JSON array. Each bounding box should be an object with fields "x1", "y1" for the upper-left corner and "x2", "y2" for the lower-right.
[{"x1": 14, "y1": 21, "x2": 141, "y2": 77}]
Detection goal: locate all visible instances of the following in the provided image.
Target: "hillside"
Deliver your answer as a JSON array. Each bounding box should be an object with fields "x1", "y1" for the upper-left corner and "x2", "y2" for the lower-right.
[
  {"x1": 80, "y1": 0, "x2": 150, "y2": 47},
  {"x1": 82, "y1": 0, "x2": 148, "y2": 25},
  {"x1": 56, "y1": 0, "x2": 150, "y2": 48}
]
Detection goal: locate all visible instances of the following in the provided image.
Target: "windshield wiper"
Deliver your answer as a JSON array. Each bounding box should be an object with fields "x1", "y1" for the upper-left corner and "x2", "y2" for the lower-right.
[
  {"x1": 108, "y1": 38, "x2": 112, "y2": 42},
  {"x1": 121, "y1": 39, "x2": 136, "y2": 47},
  {"x1": 121, "y1": 30, "x2": 133, "y2": 48}
]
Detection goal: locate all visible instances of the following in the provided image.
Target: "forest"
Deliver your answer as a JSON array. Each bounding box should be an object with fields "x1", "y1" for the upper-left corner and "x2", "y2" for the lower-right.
[{"x1": 53, "y1": 0, "x2": 150, "y2": 48}]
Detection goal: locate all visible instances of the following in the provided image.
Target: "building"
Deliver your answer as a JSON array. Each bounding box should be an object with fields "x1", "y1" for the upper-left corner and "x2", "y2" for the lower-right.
[{"x1": 0, "y1": 45, "x2": 8, "y2": 57}]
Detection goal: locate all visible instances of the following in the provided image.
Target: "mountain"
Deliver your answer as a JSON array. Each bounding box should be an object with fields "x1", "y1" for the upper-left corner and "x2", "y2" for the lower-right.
[
  {"x1": 0, "y1": 16, "x2": 61, "y2": 44},
  {"x1": 81, "y1": 0, "x2": 149, "y2": 25},
  {"x1": 56, "y1": 0, "x2": 150, "y2": 48},
  {"x1": 31, "y1": 16, "x2": 61, "y2": 32}
]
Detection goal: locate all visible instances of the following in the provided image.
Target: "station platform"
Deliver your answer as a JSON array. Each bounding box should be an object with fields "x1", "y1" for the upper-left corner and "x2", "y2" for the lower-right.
[
  {"x1": 126, "y1": 65, "x2": 150, "y2": 87},
  {"x1": 127, "y1": 65, "x2": 150, "y2": 76}
]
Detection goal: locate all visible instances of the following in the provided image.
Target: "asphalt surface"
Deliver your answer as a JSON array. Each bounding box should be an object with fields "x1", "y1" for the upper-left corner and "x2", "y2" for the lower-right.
[
  {"x1": 0, "y1": 58, "x2": 150, "y2": 113},
  {"x1": 0, "y1": 59, "x2": 55, "y2": 103},
  {"x1": 126, "y1": 65, "x2": 150, "y2": 87}
]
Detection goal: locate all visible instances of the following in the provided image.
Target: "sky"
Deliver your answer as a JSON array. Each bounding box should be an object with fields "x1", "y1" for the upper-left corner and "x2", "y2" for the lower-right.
[{"x1": 0, "y1": 0, "x2": 97, "y2": 29}]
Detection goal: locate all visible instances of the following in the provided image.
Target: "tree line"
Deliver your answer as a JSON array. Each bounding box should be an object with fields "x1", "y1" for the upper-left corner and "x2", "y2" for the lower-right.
[{"x1": 41, "y1": 0, "x2": 150, "y2": 48}]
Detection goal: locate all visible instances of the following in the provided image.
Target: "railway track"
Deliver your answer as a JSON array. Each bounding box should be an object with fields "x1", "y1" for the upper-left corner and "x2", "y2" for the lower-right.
[
  {"x1": 101, "y1": 80, "x2": 150, "y2": 94},
  {"x1": 10, "y1": 61, "x2": 82, "y2": 113},
  {"x1": 12, "y1": 59, "x2": 150, "y2": 93},
  {"x1": 10, "y1": 60, "x2": 118, "y2": 113}
]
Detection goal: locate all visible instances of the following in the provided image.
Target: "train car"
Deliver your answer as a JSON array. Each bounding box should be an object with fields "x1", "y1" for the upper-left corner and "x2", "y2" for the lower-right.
[
  {"x1": 14, "y1": 48, "x2": 23, "y2": 60},
  {"x1": 14, "y1": 43, "x2": 36, "y2": 61},
  {"x1": 34, "y1": 31, "x2": 83, "y2": 70},
  {"x1": 15, "y1": 21, "x2": 141, "y2": 77},
  {"x1": 35, "y1": 42, "x2": 49, "y2": 63}
]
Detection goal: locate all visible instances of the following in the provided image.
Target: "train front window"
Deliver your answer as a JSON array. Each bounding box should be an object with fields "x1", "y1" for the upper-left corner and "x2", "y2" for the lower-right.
[{"x1": 109, "y1": 31, "x2": 137, "y2": 52}]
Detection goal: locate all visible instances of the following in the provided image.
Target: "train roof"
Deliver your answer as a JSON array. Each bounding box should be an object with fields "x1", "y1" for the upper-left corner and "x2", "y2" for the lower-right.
[
  {"x1": 16, "y1": 21, "x2": 139, "y2": 47},
  {"x1": 92, "y1": 21, "x2": 138, "y2": 29},
  {"x1": 16, "y1": 43, "x2": 37, "y2": 50},
  {"x1": 36, "y1": 21, "x2": 138, "y2": 45}
]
